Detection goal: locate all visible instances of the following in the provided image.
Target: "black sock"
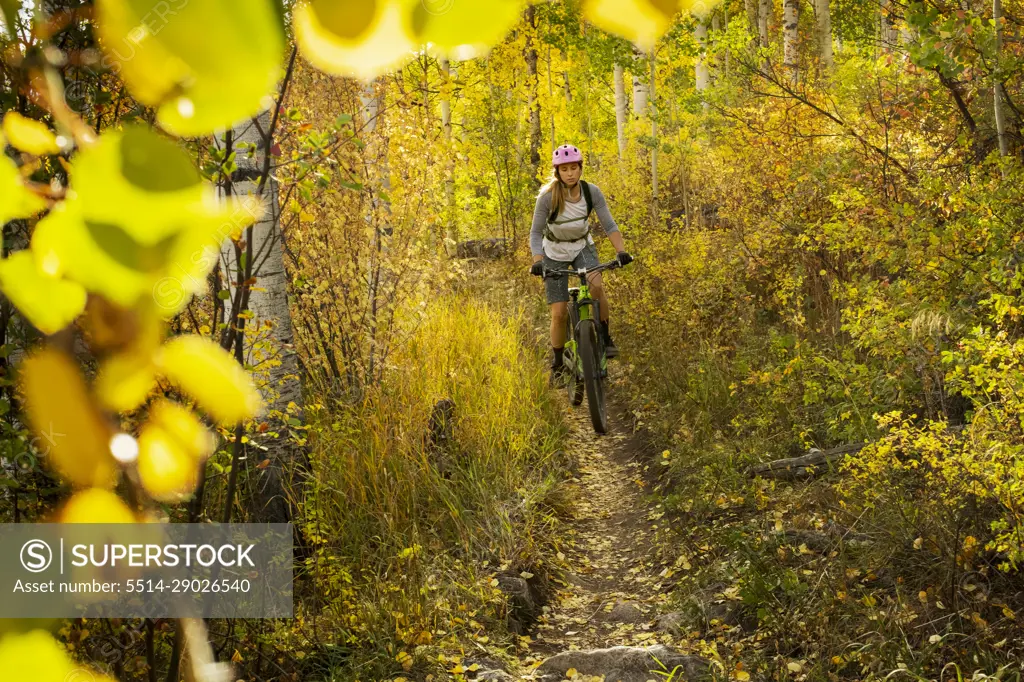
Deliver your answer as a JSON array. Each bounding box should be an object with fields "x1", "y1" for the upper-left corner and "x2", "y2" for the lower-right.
[
  {"x1": 553, "y1": 346, "x2": 564, "y2": 366},
  {"x1": 602, "y1": 320, "x2": 611, "y2": 338}
]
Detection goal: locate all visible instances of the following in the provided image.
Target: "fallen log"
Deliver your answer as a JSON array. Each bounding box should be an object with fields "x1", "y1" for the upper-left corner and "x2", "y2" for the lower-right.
[
  {"x1": 748, "y1": 442, "x2": 865, "y2": 480},
  {"x1": 750, "y1": 425, "x2": 967, "y2": 480}
]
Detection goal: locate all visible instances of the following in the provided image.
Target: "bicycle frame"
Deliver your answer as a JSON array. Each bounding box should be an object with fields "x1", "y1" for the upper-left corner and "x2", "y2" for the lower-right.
[
  {"x1": 556, "y1": 265, "x2": 613, "y2": 377},
  {"x1": 541, "y1": 259, "x2": 624, "y2": 434}
]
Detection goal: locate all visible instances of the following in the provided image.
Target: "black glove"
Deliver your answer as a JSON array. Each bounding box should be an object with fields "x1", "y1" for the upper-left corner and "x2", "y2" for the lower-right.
[
  {"x1": 530, "y1": 261, "x2": 545, "y2": 277},
  {"x1": 616, "y1": 251, "x2": 634, "y2": 267}
]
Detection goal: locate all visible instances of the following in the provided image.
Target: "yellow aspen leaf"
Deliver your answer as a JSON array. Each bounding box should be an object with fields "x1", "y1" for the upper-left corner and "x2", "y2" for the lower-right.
[
  {"x1": 94, "y1": 0, "x2": 284, "y2": 136},
  {"x1": 294, "y1": 0, "x2": 415, "y2": 79},
  {"x1": 157, "y1": 335, "x2": 262, "y2": 425},
  {"x1": 2, "y1": 112, "x2": 61, "y2": 155},
  {"x1": 20, "y1": 348, "x2": 118, "y2": 488},
  {"x1": 60, "y1": 488, "x2": 136, "y2": 524},
  {"x1": 733, "y1": 670, "x2": 750, "y2": 681},
  {"x1": 410, "y1": 0, "x2": 525, "y2": 57},
  {"x1": 136, "y1": 422, "x2": 201, "y2": 502},
  {"x1": 231, "y1": 650, "x2": 244, "y2": 663},
  {"x1": 0, "y1": 251, "x2": 87, "y2": 334},
  {"x1": 95, "y1": 352, "x2": 158, "y2": 413},
  {"x1": 0, "y1": 154, "x2": 47, "y2": 224},
  {"x1": 149, "y1": 400, "x2": 217, "y2": 461},
  {"x1": 0, "y1": 629, "x2": 115, "y2": 681}
]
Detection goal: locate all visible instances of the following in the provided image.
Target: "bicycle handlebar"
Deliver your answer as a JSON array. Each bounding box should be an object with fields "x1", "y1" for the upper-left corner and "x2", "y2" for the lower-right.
[{"x1": 539, "y1": 259, "x2": 626, "y2": 281}]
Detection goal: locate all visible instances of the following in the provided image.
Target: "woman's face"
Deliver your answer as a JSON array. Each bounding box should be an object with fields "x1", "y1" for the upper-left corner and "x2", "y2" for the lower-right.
[{"x1": 556, "y1": 162, "x2": 581, "y2": 186}]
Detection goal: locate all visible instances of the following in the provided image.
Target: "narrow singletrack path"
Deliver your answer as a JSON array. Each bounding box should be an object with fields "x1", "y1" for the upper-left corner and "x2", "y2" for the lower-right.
[{"x1": 515, "y1": 404, "x2": 695, "y2": 678}]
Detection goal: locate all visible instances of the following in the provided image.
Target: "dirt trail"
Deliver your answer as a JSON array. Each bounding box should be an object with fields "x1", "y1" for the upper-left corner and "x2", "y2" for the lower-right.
[{"x1": 514, "y1": 405, "x2": 690, "y2": 677}]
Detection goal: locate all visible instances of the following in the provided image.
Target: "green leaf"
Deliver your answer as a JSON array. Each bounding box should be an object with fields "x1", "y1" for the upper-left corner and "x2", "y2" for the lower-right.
[
  {"x1": 217, "y1": 289, "x2": 231, "y2": 300},
  {"x1": 71, "y1": 127, "x2": 205, "y2": 244},
  {"x1": 37, "y1": 127, "x2": 261, "y2": 314},
  {"x1": 0, "y1": 155, "x2": 46, "y2": 225},
  {"x1": 0, "y1": 251, "x2": 86, "y2": 335},
  {"x1": 94, "y1": 0, "x2": 285, "y2": 136}
]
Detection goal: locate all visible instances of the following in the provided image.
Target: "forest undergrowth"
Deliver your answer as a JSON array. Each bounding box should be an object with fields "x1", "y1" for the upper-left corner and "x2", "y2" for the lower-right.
[{"x1": 285, "y1": 267, "x2": 574, "y2": 681}]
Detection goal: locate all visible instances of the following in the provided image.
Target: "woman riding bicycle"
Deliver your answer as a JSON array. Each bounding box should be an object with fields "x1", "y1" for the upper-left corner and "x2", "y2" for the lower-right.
[{"x1": 529, "y1": 143, "x2": 632, "y2": 382}]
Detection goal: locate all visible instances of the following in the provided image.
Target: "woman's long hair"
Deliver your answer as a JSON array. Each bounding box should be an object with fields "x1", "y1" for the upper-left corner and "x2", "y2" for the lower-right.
[{"x1": 538, "y1": 164, "x2": 582, "y2": 221}]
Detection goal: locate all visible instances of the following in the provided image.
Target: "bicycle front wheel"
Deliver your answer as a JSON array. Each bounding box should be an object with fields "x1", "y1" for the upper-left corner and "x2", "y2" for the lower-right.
[
  {"x1": 565, "y1": 305, "x2": 584, "y2": 406},
  {"x1": 578, "y1": 319, "x2": 608, "y2": 434}
]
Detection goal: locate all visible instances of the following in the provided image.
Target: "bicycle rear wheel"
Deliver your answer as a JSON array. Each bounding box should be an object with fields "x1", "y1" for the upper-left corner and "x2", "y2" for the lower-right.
[{"x1": 578, "y1": 319, "x2": 608, "y2": 433}]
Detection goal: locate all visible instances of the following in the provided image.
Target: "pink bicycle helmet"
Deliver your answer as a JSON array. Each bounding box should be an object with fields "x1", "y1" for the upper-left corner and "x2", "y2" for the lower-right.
[{"x1": 552, "y1": 143, "x2": 582, "y2": 166}]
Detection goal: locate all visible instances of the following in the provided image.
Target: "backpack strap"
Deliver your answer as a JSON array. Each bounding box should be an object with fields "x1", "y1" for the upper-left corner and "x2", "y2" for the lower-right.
[
  {"x1": 580, "y1": 180, "x2": 594, "y2": 219},
  {"x1": 548, "y1": 181, "x2": 595, "y2": 222}
]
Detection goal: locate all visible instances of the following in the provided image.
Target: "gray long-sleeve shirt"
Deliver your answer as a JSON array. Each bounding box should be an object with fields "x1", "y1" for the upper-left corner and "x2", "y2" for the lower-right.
[{"x1": 529, "y1": 182, "x2": 620, "y2": 259}]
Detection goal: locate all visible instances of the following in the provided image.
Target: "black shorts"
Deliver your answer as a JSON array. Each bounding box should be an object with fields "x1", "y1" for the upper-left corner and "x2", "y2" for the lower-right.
[{"x1": 543, "y1": 243, "x2": 600, "y2": 304}]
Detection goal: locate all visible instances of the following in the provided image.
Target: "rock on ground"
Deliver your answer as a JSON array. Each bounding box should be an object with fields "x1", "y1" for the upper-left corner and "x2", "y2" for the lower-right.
[
  {"x1": 654, "y1": 611, "x2": 685, "y2": 636},
  {"x1": 535, "y1": 645, "x2": 712, "y2": 682},
  {"x1": 598, "y1": 600, "x2": 646, "y2": 624}
]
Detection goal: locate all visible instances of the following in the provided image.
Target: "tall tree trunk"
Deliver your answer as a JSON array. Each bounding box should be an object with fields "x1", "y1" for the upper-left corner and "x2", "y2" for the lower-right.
[
  {"x1": 358, "y1": 78, "x2": 391, "y2": 387},
  {"x1": 758, "y1": 0, "x2": 770, "y2": 48},
  {"x1": 547, "y1": 45, "x2": 556, "y2": 154},
  {"x1": 815, "y1": 0, "x2": 833, "y2": 70},
  {"x1": 880, "y1": 0, "x2": 898, "y2": 51},
  {"x1": 695, "y1": 20, "x2": 710, "y2": 109},
  {"x1": 632, "y1": 52, "x2": 649, "y2": 118},
  {"x1": 783, "y1": 0, "x2": 800, "y2": 82},
  {"x1": 440, "y1": 58, "x2": 452, "y2": 141},
  {"x1": 220, "y1": 108, "x2": 302, "y2": 524},
  {"x1": 994, "y1": 0, "x2": 1009, "y2": 166},
  {"x1": 758, "y1": 0, "x2": 771, "y2": 71},
  {"x1": 440, "y1": 58, "x2": 457, "y2": 252},
  {"x1": 525, "y1": 5, "x2": 541, "y2": 170},
  {"x1": 649, "y1": 50, "x2": 658, "y2": 213},
  {"x1": 711, "y1": 13, "x2": 722, "y2": 83},
  {"x1": 614, "y1": 63, "x2": 627, "y2": 160},
  {"x1": 745, "y1": 0, "x2": 757, "y2": 34}
]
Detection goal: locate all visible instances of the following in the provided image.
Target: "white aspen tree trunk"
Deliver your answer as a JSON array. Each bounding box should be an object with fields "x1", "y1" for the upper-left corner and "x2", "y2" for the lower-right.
[
  {"x1": 711, "y1": 13, "x2": 721, "y2": 83},
  {"x1": 994, "y1": 0, "x2": 1009, "y2": 167},
  {"x1": 758, "y1": 0, "x2": 770, "y2": 48},
  {"x1": 745, "y1": 0, "x2": 757, "y2": 33},
  {"x1": 440, "y1": 58, "x2": 452, "y2": 141},
  {"x1": 632, "y1": 74, "x2": 649, "y2": 117},
  {"x1": 632, "y1": 50, "x2": 649, "y2": 117},
  {"x1": 614, "y1": 63, "x2": 627, "y2": 161},
  {"x1": 880, "y1": 0, "x2": 898, "y2": 51},
  {"x1": 561, "y1": 48, "x2": 572, "y2": 104},
  {"x1": 547, "y1": 45, "x2": 555, "y2": 153},
  {"x1": 358, "y1": 78, "x2": 390, "y2": 386},
  {"x1": 524, "y1": 5, "x2": 541, "y2": 168},
  {"x1": 783, "y1": 0, "x2": 800, "y2": 82},
  {"x1": 815, "y1": 0, "x2": 833, "y2": 69},
  {"x1": 219, "y1": 109, "x2": 301, "y2": 523},
  {"x1": 440, "y1": 58, "x2": 456, "y2": 252},
  {"x1": 695, "y1": 20, "x2": 710, "y2": 108},
  {"x1": 649, "y1": 50, "x2": 658, "y2": 212},
  {"x1": 758, "y1": 0, "x2": 771, "y2": 71}
]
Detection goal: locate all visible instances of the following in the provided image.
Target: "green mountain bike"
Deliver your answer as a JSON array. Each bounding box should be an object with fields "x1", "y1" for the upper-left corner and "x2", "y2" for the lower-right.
[{"x1": 543, "y1": 259, "x2": 625, "y2": 434}]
